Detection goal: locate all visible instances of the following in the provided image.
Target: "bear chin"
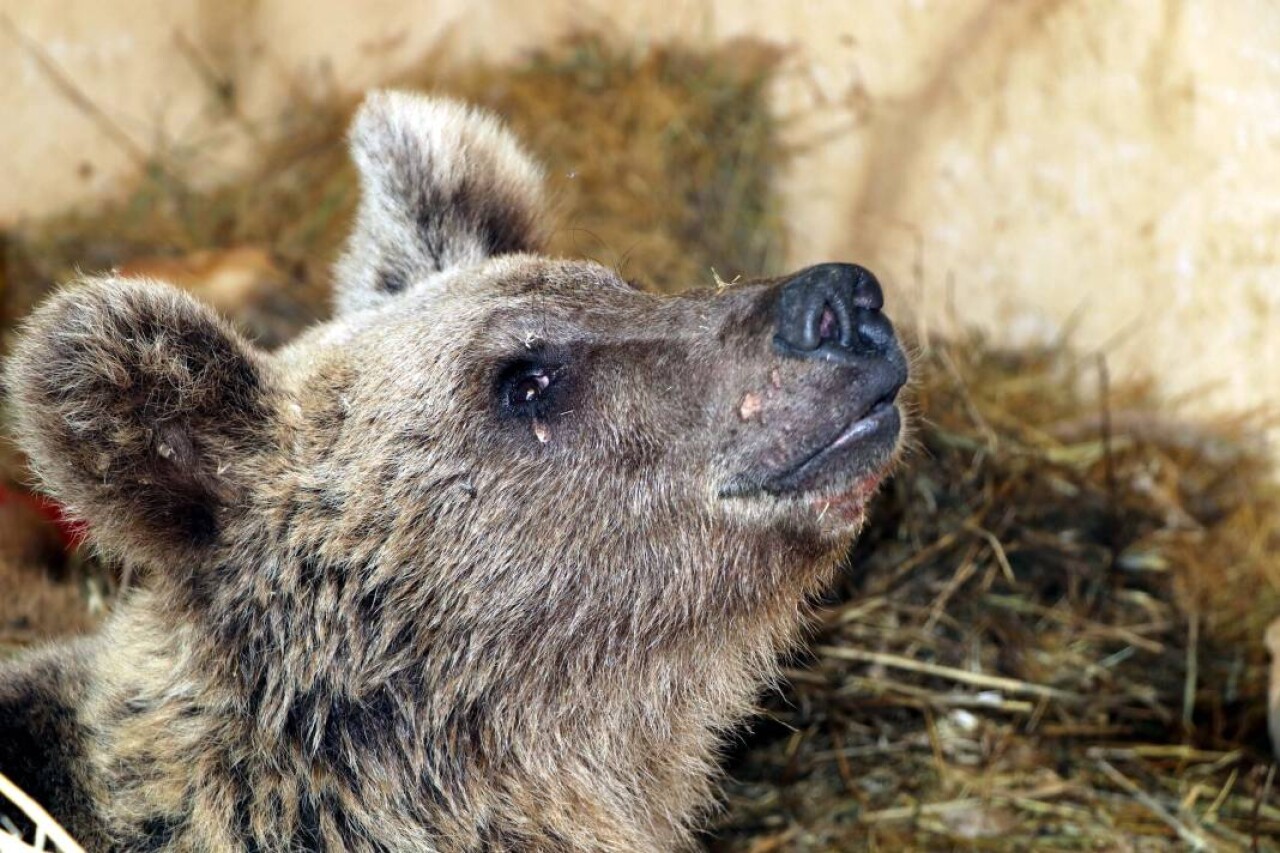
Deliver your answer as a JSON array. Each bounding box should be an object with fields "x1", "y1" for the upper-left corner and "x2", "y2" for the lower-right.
[{"x1": 806, "y1": 469, "x2": 890, "y2": 536}]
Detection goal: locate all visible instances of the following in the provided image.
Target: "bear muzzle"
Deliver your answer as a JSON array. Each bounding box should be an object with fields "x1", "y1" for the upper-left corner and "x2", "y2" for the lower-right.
[{"x1": 718, "y1": 263, "x2": 908, "y2": 530}]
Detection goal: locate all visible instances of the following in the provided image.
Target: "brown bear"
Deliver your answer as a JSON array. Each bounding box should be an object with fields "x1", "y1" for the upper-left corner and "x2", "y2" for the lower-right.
[{"x1": 0, "y1": 91, "x2": 908, "y2": 851}]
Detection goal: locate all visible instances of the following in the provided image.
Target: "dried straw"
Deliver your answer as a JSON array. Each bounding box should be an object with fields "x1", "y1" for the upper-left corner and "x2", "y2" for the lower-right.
[{"x1": 0, "y1": 772, "x2": 85, "y2": 853}]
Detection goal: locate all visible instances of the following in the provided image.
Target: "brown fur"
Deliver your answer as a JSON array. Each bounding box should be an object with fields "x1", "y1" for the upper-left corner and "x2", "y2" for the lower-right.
[{"x1": 0, "y1": 92, "x2": 907, "y2": 851}]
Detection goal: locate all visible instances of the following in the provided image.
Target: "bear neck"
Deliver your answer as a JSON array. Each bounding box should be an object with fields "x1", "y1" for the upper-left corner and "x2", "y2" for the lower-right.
[{"x1": 135, "y1": 510, "x2": 842, "y2": 845}]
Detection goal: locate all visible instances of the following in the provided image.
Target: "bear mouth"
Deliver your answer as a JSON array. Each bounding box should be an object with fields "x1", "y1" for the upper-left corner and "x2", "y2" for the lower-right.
[
  {"x1": 720, "y1": 382, "x2": 903, "y2": 520},
  {"x1": 775, "y1": 394, "x2": 901, "y2": 532},
  {"x1": 762, "y1": 394, "x2": 901, "y2": 497}
]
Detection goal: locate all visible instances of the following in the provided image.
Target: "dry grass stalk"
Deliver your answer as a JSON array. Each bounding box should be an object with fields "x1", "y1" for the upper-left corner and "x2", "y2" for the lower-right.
[{"x1": 0, "y1": 772, "x2": 84, "y2": 853}]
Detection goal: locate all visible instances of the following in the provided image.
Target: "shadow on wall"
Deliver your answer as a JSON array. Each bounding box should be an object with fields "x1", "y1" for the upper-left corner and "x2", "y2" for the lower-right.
[{"x1": 834, "y1": 1, "x2": 1279, "y2": 435}]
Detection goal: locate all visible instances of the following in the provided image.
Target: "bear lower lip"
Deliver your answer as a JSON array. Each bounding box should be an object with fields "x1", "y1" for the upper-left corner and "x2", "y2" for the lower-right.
[
  {"x1": 813, "y1": 400, "x2": 895, "y2": 458},
  {"x1": 717, "y1": 401, "x2": 902, "y2": 502}
]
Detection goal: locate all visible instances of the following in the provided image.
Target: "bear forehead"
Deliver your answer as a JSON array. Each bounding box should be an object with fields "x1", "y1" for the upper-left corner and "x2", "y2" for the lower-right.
[
  {"x1": 281, "y1": 256, "x2": 628, "y2": 352},
  {"x1": 340, "y1": 256, "x2": 672, "y2": 352},
  {"x1": 275, "y1": 255, "x2": 693, "y2": 407},
  {"x1": 420, "y1": 254, "x2": 657, "y2": 317}
]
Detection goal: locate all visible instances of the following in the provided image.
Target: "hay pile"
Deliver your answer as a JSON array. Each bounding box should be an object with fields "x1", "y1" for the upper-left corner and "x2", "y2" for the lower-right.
[{"x1": 2, "y1": 33, "x2": 1279, "y2": 852}]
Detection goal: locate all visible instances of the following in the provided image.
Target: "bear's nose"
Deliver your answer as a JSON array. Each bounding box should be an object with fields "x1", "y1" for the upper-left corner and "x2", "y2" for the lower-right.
[{"x1": 773, "y1": 263, "x2": 895, "y2": 362}]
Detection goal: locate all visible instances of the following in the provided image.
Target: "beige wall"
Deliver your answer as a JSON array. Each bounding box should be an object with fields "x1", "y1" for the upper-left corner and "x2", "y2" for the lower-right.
[{"x1": 2, "y1": 0, "x2": 1277, "y2": 440}]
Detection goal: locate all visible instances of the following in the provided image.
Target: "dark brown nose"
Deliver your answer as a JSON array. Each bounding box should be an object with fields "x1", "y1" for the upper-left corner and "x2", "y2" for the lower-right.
[{"x1": 774, "y1": 263, "x2": 895, "y2": 362}]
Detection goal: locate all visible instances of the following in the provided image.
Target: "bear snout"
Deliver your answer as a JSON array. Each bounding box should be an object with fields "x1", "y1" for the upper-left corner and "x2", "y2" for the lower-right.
[{"x1": 716, "y1": 263, "x2": 909, "y2": 520}]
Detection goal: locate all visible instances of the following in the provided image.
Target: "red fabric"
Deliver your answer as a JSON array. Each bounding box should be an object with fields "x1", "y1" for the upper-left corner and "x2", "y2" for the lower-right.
[{"x1": 0, "y1": 483, "x2": 88, "y2": 551}]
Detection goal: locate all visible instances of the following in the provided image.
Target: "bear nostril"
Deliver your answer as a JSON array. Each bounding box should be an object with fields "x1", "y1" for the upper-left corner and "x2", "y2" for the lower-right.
[
  {"x1": 817, "y1": 305, "x2": 839, "y2": 344},
  {"x1": 850, "y1": 268, "x2": 884, "y2": 312},
  {"x1": 775, "y1": 262, "x2": 894, "y2": 361}
]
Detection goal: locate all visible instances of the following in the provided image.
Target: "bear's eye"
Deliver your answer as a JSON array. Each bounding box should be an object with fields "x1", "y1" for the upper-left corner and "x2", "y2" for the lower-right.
[
  {"x1": 513, "y1": 370, "x2": 550, "y2": 404},
  {"x1": 495, "y1": 358, "x2": 566, "y2": 418}
]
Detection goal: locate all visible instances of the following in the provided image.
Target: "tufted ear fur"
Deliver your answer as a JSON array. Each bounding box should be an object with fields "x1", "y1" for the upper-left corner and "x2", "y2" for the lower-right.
[
  {"x1": 5, "y1": 277, "x2": 278, "y2": 566},
  {"x1": 333, "y1": 90, "x2": 548, "y2": 314}
]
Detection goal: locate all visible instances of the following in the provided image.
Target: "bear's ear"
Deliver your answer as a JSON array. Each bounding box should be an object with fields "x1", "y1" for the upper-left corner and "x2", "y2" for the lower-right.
[
  {"x1": 5, "y1": 277, "x2": 278, "y2": 565},
  {"x1": 334, "y1": 90, "x2": 548, "y2": 314}
]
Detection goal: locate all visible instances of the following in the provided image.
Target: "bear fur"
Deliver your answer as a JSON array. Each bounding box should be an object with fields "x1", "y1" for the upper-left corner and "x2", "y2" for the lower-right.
[{"x1": 0, "y1": 91, "x2": 907, "y2": 851}]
